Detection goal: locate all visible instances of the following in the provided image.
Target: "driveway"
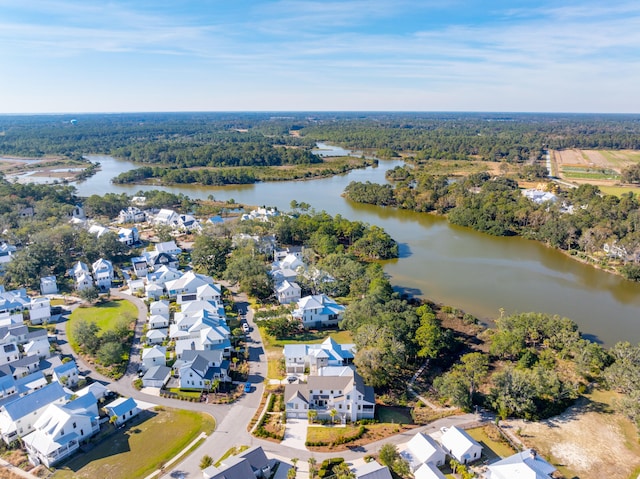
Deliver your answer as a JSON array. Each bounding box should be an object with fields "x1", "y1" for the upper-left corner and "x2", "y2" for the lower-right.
[{"x1": 281, "y1": 419, "x2": 308, "y2": 451}]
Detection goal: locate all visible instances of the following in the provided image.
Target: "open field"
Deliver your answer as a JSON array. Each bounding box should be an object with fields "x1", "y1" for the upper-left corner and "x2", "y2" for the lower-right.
[
  {"x1": 553, "y1": 149, "x2": 640, "y2": 187},
  {"x1": 67, "y1": 299, "x2": 137, "y2": 350},
  {"x1": 53, "y1": 408, "x2": 215, "y2": 479},
  {"x1": 503, "y1": 390, "x2": 640, "y2": 479},
  {"x1": 599, "y1": 185, "x2": 640, "y2": 197}
]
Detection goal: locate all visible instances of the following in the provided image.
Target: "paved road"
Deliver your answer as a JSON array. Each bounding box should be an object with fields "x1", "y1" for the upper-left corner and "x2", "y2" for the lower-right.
[{"x1": 58, "y1": 288, "x2": 487, "y2": 479}]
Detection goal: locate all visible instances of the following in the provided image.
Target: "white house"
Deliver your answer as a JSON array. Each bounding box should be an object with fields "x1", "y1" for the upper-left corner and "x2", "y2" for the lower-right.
[
  {"x1": 155, "y1": 240, "x2": 182, "y2": 256},
  {"x1": 414, "y1": 463, "x2": 447, "y2": 479},
  {"x1": 52, "y1": 361, "x2": 80, "y2": 388},
  {"x1": 292, "y1": 294, "x2": 346, "y2": 329},
  {"x1": 39, "y1": 276, "x2": 58, "y2": 296},
  {"x1": 131, "y1": 256, "x2": 149, "y2": 278},
  {"x1": 440, "y1": 426, "x2": 483, "y2": 464},
  {"x1": 141, "y1": 346, "x2": 166, "y2": 371},
  {"x1": 87, "y1": 224, "x2": 109, "y2": 238},
  {"x1": 75, "y1": 272, "x2": 94, "y2": 292},
  {"x1": 149, "y1": 300, "x2": 170, "y2": 319},
  {"x1": 483, "y1": 449, "x2": 558, "y2": 479},
  {"x1": 284, "y1": 367, "x2": 375, "y2": 422},
  {"x1": 145, "y1": 283, "x2": 164, "y2": 301},
  {"x1": 202, "y1": 446, "x2": 271, "y2": 479},
  {"x1": 146, "y1": 266, "x2": 182, "y2": 290},
  {"x1": 76, "y1": 383, "x2": 108, "y2": 401},
  {"x1": 92, "y1": 258, "x2": 114, "y2": 291},
  {"x1": 24, "y1": 336, "x2": 51, "y2": 360},
  {"x1": 283, "y1": 337, "x2": 355, "y2": 374},
  {"x1": 148, "y1": 315, "x2": 169, "y2": 330},
  {"x1": 29, "y1": 297, "x2": 51, "y2": 325},
  {"x1": 117, "y1": 227, "x2": 139, "y2": 246},
  {"x1": 118, "y1": 206, "x2": 146, "y2": 224},
  {"x1": 276, "y1": 280, "x2": 301, "y2": 305},
  {"x1": 0, "y1": 343, "x2": 20, "y2": 366},
  {"x1": 403, "y1": 432, "x2": 447, "y2": 470},
  {"x1": 141, "y1": 365, "x2": 171, "y2": 389},
  {"x1": 0, "y1": 382, "x2": 67, "y2": 444},
  {"x1": 353, "y1": 461, "x2": 393, "y2": 479},
  {"x1": 165, "y1": 271, "x2": 214, "y2": 299},
  {"x1": 177, "y1": 352, "x2": 230, "y2": 390},
  {"x1": 128, "y1": 278, "x2": 145, "y2": 294},
  {"x1": 104, "y1": 397, "x2": 140, "y2": 426},
  {"x1": 145, "y1": 329, "x2": 167, "y2": 345},
  {"x1": 154, "y1": 209, "x2": 180, "y2": 228},
  {"x1": 23, "y1": 393, "x2": 99, "y2": 467},
  {"x1": 0, "y1": 243, "x2": 16, "y2": 270},
  {"x1": 522, "y1": 189, "x2": 558, "y2": 204}
]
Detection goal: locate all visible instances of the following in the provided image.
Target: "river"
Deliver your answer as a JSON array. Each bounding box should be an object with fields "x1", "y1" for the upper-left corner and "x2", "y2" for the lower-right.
[{"x1": 76, "y1": 146, "x2": 640, "y2": 346}]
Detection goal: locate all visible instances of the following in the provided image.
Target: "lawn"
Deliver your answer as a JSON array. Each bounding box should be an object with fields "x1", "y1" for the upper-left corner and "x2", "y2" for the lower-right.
[
  {"x1": 66, "y1": 299, "x2": 137, "y2": 351},
  {"x1": 53, "y1": 408, "x2": 215, "y2": 479},
  {"x1": 599, "y1": 185, "x2": 640, "y2": 197},
  {"x1": 465, "y1": 426, "x2": 516, "y2": 462}
]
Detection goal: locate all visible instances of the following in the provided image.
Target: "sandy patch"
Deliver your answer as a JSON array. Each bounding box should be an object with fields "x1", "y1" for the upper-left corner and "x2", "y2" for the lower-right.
[{"x1": 505, "y1": 393, "x2": 640, "y2": 479}]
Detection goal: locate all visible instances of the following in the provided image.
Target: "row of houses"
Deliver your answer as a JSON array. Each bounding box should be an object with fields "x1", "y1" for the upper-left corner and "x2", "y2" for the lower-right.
[{"x1": 0, "y1": 287, "x2": 51, "y2": 326}]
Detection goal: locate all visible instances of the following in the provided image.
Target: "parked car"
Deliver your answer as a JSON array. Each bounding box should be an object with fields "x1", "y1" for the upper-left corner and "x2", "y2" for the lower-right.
[
  {"x1": 242, "y1": 322, "x2": 250, "y2": 332},
  {"x1": 244, "y1": 382, "x2": 252, "y2": 393},
  {"x1": 286, "y1": 376, "x2": 298, "y2": 384}
]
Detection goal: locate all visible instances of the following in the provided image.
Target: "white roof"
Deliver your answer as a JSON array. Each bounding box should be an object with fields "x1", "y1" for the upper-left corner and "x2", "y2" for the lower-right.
[
  {"x1": 441, "y1": 426, "x2": 482, "y2": 461},
  {"x1": 407, "y1": 432, "x2": 446, "y2": 465},
  {"x1": 414, "y1": 463, "x2": 446, "y2": 479},
  {"x1": 487, "y1": 449, "x2": 557, "y2": 479}
]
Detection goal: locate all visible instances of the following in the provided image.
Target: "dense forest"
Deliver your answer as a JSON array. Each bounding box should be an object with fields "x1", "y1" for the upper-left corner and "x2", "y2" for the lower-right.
[{"x1": 3, "y1": 112, "x2": 640, "y2": 166}]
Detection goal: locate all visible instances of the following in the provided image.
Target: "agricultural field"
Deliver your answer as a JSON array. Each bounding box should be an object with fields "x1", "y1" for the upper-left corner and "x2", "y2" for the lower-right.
[{"x1": 552, "y1": 149, "x2": 640, "y2": 186}]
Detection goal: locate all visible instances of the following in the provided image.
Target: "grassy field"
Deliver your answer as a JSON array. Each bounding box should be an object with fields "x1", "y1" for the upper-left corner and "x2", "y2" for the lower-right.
[
  {"x1": 599, "y1": 185, "x2": 640, "y2": 197},
  {"x1": 66, "y1": 299, "x2": 137, "y2": 351},
  {"x1": 466, "y1": 426, "x2": 516, "y2": 461},
  {"x1": 53, "y1": 408, "x2": 215, "y2": 479}
]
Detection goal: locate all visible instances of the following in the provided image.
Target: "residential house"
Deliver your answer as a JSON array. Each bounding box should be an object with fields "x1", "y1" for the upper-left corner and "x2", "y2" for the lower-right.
[
  {"x1": 118, "y1": 206, "x2": 146, "y2": 224},
  {"x1": 143, "y1": 251, "x2": 179, "y2": 271},
  {"x1": 276, "y1": 280, "x2": 301, "y2": 305},
  {"x1": 283, "y1": 337, "x2": 355, "y2": 374},
  {"x1": 284, "y1": 366, "x2": 375, "y2": 422},
  {"x1": 0, "y1": 243, "x2": 16, "y2": 270},
  {"x1": 155, "y1": 240, "x2": 182, "y2": 256},
  {"x1": 241, "y1": 207, "x2": 280, "y2": 222},
  {"x1": 274, "y1": 245, "x2": 304, "y2": 263},
  {"x1": 149, "y1": 300, "x2": 170, "y2": 319},
  {"x1": 141, "y1": 365, "x2": 171, "y2": 389},
  {"x1": 292, "y1": 294, "x2": 346, "y2": 329},
  {"x1": 141, "y1": 346, "x2": 166, "y2": 371},
  {"x1": 131, "y1": 256, "x2": 149, "y2": 278},
  {"x1": 402, "y1": 432, "x2": 447, "y2": 470},
  {"x1": 0, "y1": 382, "x2": 67, "y2": 444},
  {"x1": 2, "y1": 355, "x2": 40, "y2": 379},
  {"x1": 165, "y1": 271, "x2": 214, "y2": 300},
  {"x1": 148, "y1": 315, "x2": 169, "y2": 330},
  {"x1": 145, "y1": 329, "x2": 167, "y2": 345},
  {"x1": 178, "y1": 213, "x2": 201, "y2": 232},
  {"x1": 13, "y1": 372, "x2": 47, "y2": 397},
  {"x1": 414, "y1": 463, "x2": 447, "y2": 479},
  {"x1": 29, "y1": 297, "x2": 51, "y2": 325},
  {"x1": 522, "y1": 189, "x2": 558, "y2": 205},
  {"x1": 117, "y1": 227, "x2": 139, "y2": 246},
  {"x1": 75, "y1": 272, "x2": 94, "y2": 291},
  {"x1": 76, "y1": 382, "x2": 108, "y2": 401},
  {"x1": 146, "y1": 266, "x2": 183, "y2": 290},
  {"x1": 271, "y1": 253, "x2": 306, "y2": 284},
  {"x1": 0, "y1": 288, "x2": 29, "y2": 314},
  {"x1": 23, "y1": 393, "x2": 99, "y2": 467},
  {"x1": 483, "y1": 449, "x2": 558, "y2": 479},
  {"x1": 92, "y1": 258, "x2": 114, "y2": 291},
  {"x1": 440, "y1": 426, "x2": 483, "y2": 464},
  {"x1": 0, "y1": 325, "x2": 28, "y2": 346},
  {"x1": 104, "y1": 397, "x2": 140, "y2": 426},
  {"x1": 177, "y1": 351, "x2": 230, "y2": 390},
  {"x1": 353, "y1": 461, "x2": 393, "y2": 479},
  {"x1": 202, "y1": 446, "x2": 272, "y2": 479},
  {"x1": 0, "y1": 344, "x2": 20, "y2": 366},
  {"x1": 40, "y1": 276, "x2": 58, "y2": 295},
  {"x1": 145, "y1": 283, "x2": 164, "y2": 301},
  {"x1": 87, "y1": 224, "x2": 109, "y2": 238},
  {"x1": 52, "y1": 361, "x2": 80, "y2": 388},
  {"x1": 68, "y1": 261, "x2": 89, "y2": 280},
  {"x1": 128, "y1": 278, "x2": 145, "y2": 294},
  {"x1": 153, "y1": 209, "x2": 180, "y2": 228},
  {"x1": 24, "y1": 334, "x2": 51, "y2": 360}
]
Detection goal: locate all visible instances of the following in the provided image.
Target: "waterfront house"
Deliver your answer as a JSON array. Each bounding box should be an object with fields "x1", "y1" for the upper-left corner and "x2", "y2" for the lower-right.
[
  {"x1": 292, "y1": 294, "x2": 345, "y2": 329},
  {"x1": 118, "y1": 206, "x2": 146, "y2": 224}
]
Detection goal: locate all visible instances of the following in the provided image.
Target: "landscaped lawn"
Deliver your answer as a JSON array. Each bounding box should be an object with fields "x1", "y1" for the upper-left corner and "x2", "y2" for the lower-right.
[
  {"x1": 53, "y1": 408, "x2": 215, "y2": 479},
  {"x1": 66, "y1": 299, "x2": 137, "y2": 351}
]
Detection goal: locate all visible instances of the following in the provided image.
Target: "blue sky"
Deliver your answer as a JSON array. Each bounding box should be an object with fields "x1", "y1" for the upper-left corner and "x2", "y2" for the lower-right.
[{"x1": 1, "y1": 0, "x2": 639, "y2": 113}]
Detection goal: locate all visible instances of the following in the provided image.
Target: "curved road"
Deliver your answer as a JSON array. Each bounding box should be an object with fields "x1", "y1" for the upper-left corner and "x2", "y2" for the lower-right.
[{"x1": 58, "y1": 289, "x2": 484, "y2": 479}]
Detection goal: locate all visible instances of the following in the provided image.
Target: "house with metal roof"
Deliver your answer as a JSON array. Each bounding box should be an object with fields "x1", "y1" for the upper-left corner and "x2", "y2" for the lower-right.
[
  {"x1": 283, "y1": 337, "x2": 355, "y2": 374},
  {"x1": 202, "y1": 445, "x2": 272, "y2": 479},
  {"x1": 104, "y1": 397, "x2": 140, "y2": 426},
  {"x1": 284, "y1": 366, "x2": 374, "y2": 422},
  {"x1": 52, "y1": 360, "x2": 80, "y2": 388},
  {"x1": 292, "y1": 294, "x2": 345, "y2": 329},
  {"x1": 483, "y1": 449, "x2": 558, "y2": 479},
  {"x1": 0, "y1": 382, "x2": 67, "y2": 444},
  {"x1": 23, "y1": 392, "x2": 99, "y2": 467},
  {"x1": 141, "y1": 365, "x2": 171, "y2": 389},
  {"x1": 414, "y1": 462, "x2": 447, "y2": 479},
  {"x1": 440, "y1": 426, "x2": 483, "y2": 464},
  {"x1": 353, "y1": 460, "x2": 393, "y2": 479},
  {"x1": 402, "y1": 432, "x2": 447, "y2": 470}
]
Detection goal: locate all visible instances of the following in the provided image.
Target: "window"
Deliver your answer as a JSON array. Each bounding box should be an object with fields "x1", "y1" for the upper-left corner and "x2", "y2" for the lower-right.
[{"x1": 73, "y1": 422, "x2": 76, "y2": 429}]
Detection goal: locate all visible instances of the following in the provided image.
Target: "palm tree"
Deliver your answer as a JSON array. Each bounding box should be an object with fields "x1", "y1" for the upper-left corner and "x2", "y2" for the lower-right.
[
  {"x1": 211, "y1": 378, "x2": 221, "y2": 394},
  {"x1": 308, "y1": 457, "x2": 317, "y2": 479},
  {"x1": 307, "y1": 409, "x2": 318, "y2": 424},
  {"x1": 329, "y1": 408, "x2": 337, "y2": 424}
]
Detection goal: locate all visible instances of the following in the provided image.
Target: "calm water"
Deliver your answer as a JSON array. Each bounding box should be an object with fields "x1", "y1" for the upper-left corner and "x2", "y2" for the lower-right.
[{"x1": 77, "y1": 149, "x2": 640, "y2": 345}]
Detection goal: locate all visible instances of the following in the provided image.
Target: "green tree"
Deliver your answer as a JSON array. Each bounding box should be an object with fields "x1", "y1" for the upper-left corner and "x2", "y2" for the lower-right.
[
  {"x1": 97, "y1": 341, "x2": 124, "y2": 366},
  {"x1": 72, "y1": 320, "x2": 101, "y2": 354},
  {"x1": 329, "y1": 408, "x2": 337, "y2": 424},
  {"x1": 307, "y1": 409, "x2": 318, "y2": 424},
  {"x1": 192, "y1": 235, "x2": 232, "y2": 277},
  {"x1": 200, "y1": 455, "x2": 214, "y2": 469}
]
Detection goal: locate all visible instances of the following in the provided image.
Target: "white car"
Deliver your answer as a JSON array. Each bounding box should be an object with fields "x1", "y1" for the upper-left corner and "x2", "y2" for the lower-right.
[{"x1": 242, "y1": 323, "x2": 250, "y2": 332}]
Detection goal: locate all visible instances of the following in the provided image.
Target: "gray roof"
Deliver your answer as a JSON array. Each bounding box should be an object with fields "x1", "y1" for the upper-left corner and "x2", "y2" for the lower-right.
[
  {"x1": 143, "y1": 365, "x2": 171, "y2": 381},
  {"x1": 284, "y1": 384, "x2": 309, "y2": 403},
  {"x1": 238, "y1": 446, "x2": 269, "y2": 472},
  {"x1": 307, "y1": 375, "x2": 352, "y2": 391},
  {"x1": 2, "y1": 382, "x2": 66, "y2": 420},
  {"x1": 354, "y1": 461, "x2": 393, "y2": 479},
  {"x1": 203, "y1": 455, "x2": 255, "y2": 479}
]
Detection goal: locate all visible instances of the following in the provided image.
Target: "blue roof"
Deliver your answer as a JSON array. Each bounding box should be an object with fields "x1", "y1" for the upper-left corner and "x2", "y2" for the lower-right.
[
  {"x1": 3, "y1": 382, "x2": 66, "y2": 420},
  {"x1": 65, "y1": 392, "x2": 97, "y2": 413},
  {"x1": 107, "y1": 397, "x2": 138, "y2": 417},
  {"x1": 53, "y1": 360, "x2": 77, "y2": 377}
]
